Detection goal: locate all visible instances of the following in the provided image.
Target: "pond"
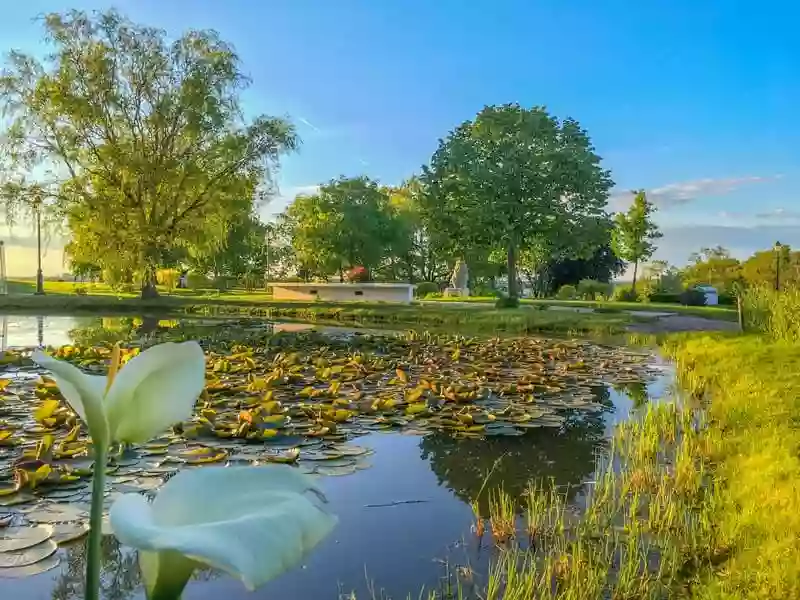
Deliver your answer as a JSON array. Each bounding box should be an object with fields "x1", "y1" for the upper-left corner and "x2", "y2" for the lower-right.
[{"x1": 0, "y1": 315, "x2": 672, "y2": 599}]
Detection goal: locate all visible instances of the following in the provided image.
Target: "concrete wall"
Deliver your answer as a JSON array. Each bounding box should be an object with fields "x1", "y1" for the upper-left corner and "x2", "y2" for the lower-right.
[{"x1": 270, "y1": 283, "x2": 414, "y2": 303}]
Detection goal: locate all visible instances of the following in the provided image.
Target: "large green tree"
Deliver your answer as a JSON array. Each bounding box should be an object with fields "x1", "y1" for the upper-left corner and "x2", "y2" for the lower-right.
[
  {"x1": 611, "y1": 190, "x2": 662, "y2": 292},
  {"x1": 0, "y1": 9, "x2": 297, "y2": 297},
  {"x1": 280, "y1": 176, "x2": 396, "y2": 280},
  {"x1": 420, "y1": 104, "x2": 613, "y2": 299}
]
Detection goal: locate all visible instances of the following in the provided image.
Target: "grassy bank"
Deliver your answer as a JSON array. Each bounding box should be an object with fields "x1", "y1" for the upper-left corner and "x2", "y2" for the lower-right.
[{"x1": 425, "y1": 296, "x2": 739, "y2": 321}]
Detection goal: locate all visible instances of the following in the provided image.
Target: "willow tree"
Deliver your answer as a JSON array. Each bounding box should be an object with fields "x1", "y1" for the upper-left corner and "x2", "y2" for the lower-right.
[
  {"x1": 0, "y1": 9, "x2": 297, "y2": 296},
  {"x1": 421, "y1": 104, "x2": 613, "y2": 299}
]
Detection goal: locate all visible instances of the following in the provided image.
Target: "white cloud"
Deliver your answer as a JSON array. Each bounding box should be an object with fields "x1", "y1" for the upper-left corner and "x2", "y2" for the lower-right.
[{"x1": 610, "y1": 175, "x2": 780, "y2": 210}]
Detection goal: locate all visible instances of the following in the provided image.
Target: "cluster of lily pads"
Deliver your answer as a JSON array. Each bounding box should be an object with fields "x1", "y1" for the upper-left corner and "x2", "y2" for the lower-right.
[{"x1": 0, "y1": 328, "x2": 658, "y2": 578}]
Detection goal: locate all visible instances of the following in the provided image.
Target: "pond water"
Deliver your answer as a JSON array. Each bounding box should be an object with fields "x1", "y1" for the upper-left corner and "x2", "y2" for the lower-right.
[{"x1": 0, "y1": 314, "x2": 673, "y2": 600}]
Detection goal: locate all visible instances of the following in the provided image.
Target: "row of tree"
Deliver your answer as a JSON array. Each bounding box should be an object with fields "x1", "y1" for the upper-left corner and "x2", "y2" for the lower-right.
[{"x1": 0, "y1": 10, "x2": 663, "y2": 299}]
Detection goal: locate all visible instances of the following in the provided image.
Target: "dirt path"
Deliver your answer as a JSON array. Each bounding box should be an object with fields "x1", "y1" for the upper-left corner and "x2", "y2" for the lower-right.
[{"x1": 627, "y1": 314, "x2": 740, "y2": 333}]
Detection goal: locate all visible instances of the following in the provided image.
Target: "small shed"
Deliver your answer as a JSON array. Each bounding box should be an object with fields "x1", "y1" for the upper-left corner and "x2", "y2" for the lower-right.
[{"x1": 694, "y1": 285, "x2": 719, "y2": 306}]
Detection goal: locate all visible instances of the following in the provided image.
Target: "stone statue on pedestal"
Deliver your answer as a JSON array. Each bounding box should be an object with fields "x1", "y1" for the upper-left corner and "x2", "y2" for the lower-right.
[{"x1": 445, "y1": 259, "x2": 469, "y2": 297}]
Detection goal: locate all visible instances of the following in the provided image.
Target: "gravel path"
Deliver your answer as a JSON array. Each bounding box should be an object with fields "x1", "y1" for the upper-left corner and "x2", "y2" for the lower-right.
[{"x1": 627, "y1": 314, "x2": 740, "y2": 333}]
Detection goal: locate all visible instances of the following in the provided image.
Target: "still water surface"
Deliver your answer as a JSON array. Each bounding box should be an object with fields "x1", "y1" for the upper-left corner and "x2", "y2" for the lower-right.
[{"x1": 0, "y1": 315, "x2": 672, "y2": 600}]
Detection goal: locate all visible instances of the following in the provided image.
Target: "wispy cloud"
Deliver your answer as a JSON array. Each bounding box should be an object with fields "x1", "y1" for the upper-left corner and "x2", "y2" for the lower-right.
[
  {"x1": 755, "y1": 207, "x2": 800, "y2": 220},
  {"x1": 610, "y1": 175, "x2": 780, "y2": 210},
  {"x1": 297, "y1": 117, "x2": 321, "y2": 133}
]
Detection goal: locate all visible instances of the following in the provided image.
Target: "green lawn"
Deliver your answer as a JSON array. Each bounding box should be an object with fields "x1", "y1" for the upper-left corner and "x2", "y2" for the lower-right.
[{"x1": 424, "y1": 295, "x2": 739, "y2": 321}]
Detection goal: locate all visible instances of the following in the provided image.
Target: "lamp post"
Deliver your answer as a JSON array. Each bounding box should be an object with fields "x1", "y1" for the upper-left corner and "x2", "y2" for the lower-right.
[
  {"x1": 33, "y1": 195, "x2": 44, "y2": 295},
  {"x1": 774, "y1": 241, "x2": 783, "y2": 292}
]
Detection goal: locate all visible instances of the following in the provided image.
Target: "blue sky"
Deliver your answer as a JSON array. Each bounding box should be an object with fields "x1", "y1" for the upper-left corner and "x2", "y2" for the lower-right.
[{"x1": 1, "y1": 0, "x2": 799, "y2": 273}]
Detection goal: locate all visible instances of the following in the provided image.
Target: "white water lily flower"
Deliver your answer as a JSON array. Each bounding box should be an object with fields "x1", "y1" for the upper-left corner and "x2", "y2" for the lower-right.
[
  {"x1": 31, "y1": 342, "x2": 206, "y2": 447},
  {"x1": 109, "y1": 466, "x2": 338, "y2": 593}
]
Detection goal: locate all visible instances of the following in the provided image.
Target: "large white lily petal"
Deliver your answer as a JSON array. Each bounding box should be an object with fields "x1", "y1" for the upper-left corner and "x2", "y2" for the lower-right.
[
  {"x1": 110, "y1": 466, "x2": 337, "y2": 591},
  {"x1": 31, "y1": 351, "x2": 109, "y2": 446},
  {"x1": 104, "y1": 342, "x2": 206, "y2": 443}
]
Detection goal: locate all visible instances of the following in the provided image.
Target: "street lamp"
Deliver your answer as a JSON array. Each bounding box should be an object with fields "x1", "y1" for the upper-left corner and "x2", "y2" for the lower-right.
[
  {"x1": 774, "y1": 241, "x2": 783, "y2": 292},
  {"x1": 32, "y1": 194, "x2": 44, "y2": 295}
]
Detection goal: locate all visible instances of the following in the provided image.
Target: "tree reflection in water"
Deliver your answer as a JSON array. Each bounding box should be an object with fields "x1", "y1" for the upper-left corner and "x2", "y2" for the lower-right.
[
  {"x1": 51, "y1": 536, "x2": 219, "y2": 600},
  {"x1": 420, "y1": 385, "x2": 614, "y2": 509}
]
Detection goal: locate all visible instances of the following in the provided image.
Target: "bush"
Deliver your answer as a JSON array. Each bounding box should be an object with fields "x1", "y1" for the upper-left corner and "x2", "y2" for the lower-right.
[
  {"x1": 345, "y1": 266, "x2": 370, "y2": 283},
  {"x1": 647, "y1": 292, "x2": 681, "y2": 304},
  {"x1": 415, "y1": 281, "x2": 439, "y2": 297},
  {"x1": 556, "y1": 285, "x2": 577, "y2": 300},
  {"x1": 577, "y1": 279, "x2": 610, "y2": 300},
  {"x1": 717, "y1": 292, "x2": 735, "y2": 306},
  {"x1": 471, "y1": 284, "x2": 501, "y2": 297},
  {"x1": 495, "y1": 296, "x2": 520, "y2": 309},
  {"x1": 680, "y1": 288, "x2": 707, "y2": 306},
  {"x1": 611, "y1": 285, "x2": 639, "y2": 302},
  {"x1": 187, "y1": 273, "x2": 212, "y2": 290},
  {"x1": 156, "y1": 268, "x2": 179, "y2": 289},
  {"x1": 73, "y1": 286, "x2": 88, "y2": 296}
]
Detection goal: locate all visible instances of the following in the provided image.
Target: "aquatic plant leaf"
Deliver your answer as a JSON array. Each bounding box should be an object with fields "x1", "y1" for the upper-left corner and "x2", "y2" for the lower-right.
[
  {"x1": 0, "y1": 539, "x2": 57, "y2": 567},
  {"x1": 0, "y1": 553, "x2": 59, "y2": 578},
  {"x1": 0, "y1": 525, "x2": 53, "y2": 552}
]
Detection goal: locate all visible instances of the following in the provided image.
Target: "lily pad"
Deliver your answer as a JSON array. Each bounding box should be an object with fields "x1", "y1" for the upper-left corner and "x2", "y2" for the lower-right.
[
  {"x1": 24, "y1": 503, "x2": 88, "y2": 523},
  {"x1": 0, "y1": 553, "x2": 59, "y2": 578},
  {"x1": 52, "y1": 522, "x2": 89, "y2": 545},
  {"x1": 0, "y1": 525, "x2": 53, "y2": 552},
  {"x1": 0, "y1": 538, "x2": 57, "y2": 567}
]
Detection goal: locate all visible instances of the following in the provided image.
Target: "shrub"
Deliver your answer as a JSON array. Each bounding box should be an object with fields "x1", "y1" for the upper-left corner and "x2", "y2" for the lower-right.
[
  {"x1": 680, "y1": 288, "x2": 707, "y2": 306},
  {"x1": 647, "y1": 292, "x2": 681, "y2": 304},
  {"x1": 156, "y1": 268, "x2": 179, "y2": 289},
  {"x1": 73, "y1": 286, "x2": 88, "y2": 296},
  {"x1": 471, "y1": 284, "x2": 501, "y2": 297},
  {"x1": 556, "y1": 285, "x2": 577, "y2": 300},
  {"x1": 577, "y1": 279, "x2": 610, "y2": 300},
  {"x1": 345, "y1": 266, "x2": 370, "y2": 283},
  {"x1": 187, "y1": 273, "x2": 212, "y2": 290},
  {"x1": 495, "y1": 296, "x2": 520, "y2": 309},
  {"x1": 611, "y1": 285, "x2": 639, "y2": 302},
  {"x1": 415, "y1": 281, "x2": 439, "y2": 297}
]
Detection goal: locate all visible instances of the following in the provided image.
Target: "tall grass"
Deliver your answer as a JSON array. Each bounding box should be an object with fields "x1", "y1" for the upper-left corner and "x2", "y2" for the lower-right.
[{"x1": 742, "y1": 284, "x2": 800, "y2": 340}]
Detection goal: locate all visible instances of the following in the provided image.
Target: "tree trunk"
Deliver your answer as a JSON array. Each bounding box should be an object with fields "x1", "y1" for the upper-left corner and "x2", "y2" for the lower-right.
[
  {"x1": 507, "y1": 243, "x2": 518, "y2": 299},
  {"x1": 631, "y1": 260, "x2": 639, "y2": 292},
  {"x1": 140, "y1": 264, "x2": 159, "y2": 299}
]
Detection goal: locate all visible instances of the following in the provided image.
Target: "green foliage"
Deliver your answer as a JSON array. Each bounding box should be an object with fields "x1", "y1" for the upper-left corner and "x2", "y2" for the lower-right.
[
  {"x1": 415, "y1": 282, "x2": 439, "y2": 297},
  {"x1": 683, "y1": 247, "x2": 742, "y2": 294},
  {"x1": 187, "y1": 273, "x2": 212, "y2": 290},
  {"x1": 0, "y1": 9, "x2": 296, "y2": 298},
  {"x1": 611, "y1": 285, "x2": 639, "y2": 302},
  {"x1": 556, "y1": 284, "x2": 577, "y2": 300},
  {"x1": 281, "y1": 176, "x2": 397, "y2": 278},
  {"x1": 188, "y1": 214, "x2": 270, "y2": 282},
  {"x1": 679, "y1": 287, "x2": 707, "y2": 306},
  {"x1": 494, "y1": 296, "x2": 520, "y2": 309},
  {"x1": 611, "y1": 191, "x2": 662, "y2": 290},
  {"x1": 156, "y1": 269, "x2": 179, "y2": 290},
  {"x1": 576, "y1": 279, "x2": 610, "y2": 300},
  {"x1": 646, "y1": 292, "x2": 681, "y2": 303},
  {"x1": 421, "y1": 104, "x2": 613, "y2": 299}
]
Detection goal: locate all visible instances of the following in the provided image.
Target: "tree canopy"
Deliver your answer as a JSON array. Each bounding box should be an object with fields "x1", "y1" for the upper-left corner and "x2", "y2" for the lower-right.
[
  {"x1": 420, "y1": 104, "x2": 613, "y2": 299},
  {"x1": 0, "y1": 9, "x2": 296, "y2": 296}
]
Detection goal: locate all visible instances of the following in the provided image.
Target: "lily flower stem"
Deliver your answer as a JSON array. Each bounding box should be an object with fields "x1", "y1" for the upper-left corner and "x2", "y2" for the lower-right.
[{"x1": 86, "y1": 444, "x2": 108, "y2": 600}]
